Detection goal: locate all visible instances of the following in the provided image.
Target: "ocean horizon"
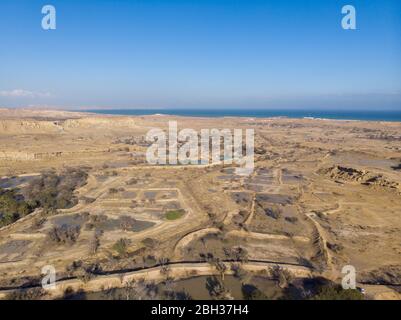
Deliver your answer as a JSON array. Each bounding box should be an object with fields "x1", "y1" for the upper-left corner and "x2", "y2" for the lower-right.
[{"x1": 80, "y1": 109, "x2": 401, "y2": 122}]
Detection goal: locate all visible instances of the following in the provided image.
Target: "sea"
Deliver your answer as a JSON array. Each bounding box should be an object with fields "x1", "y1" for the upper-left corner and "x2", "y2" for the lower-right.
[{"x1": 81, "y1": 109, "x2": 401, "y2": 122}]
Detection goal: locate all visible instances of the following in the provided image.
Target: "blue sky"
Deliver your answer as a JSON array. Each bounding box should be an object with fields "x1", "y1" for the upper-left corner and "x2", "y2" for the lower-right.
[{"x1": 0, "y1": 0, "x2": 400, "y2": 110}]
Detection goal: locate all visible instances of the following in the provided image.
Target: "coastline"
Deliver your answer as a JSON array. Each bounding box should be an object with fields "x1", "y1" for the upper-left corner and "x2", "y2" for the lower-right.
[
  {"x1": 77, "y1": 108, "x2": 401, "y2": 123},
  {"x1": 1, "y1": 107, "x2": 401, "y2": 123}
]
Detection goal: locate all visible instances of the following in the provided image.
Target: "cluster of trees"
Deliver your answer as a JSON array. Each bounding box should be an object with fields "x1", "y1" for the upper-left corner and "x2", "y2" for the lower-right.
[
  {"x1": 107, "y1": 278, "x2": 192, "y2": 300},
  {"x1": 24, "y1": 168, "x2": 88, "y2": 210},
  {"x1": 223, "y1": 246, "x2": 249, "y2": 262},
  {"x1": 48, "y1": 224, "x2": 81, "y2": 245},
  {"x1": 311, "y1": 284, "x2": 364, "y2": 300},
  {"x1": 65, "y1": 260, "x2": 102, "y2": 283},
  {"x1": 121, "y1": 279, "x2": 159, "y2": 300},
  {"x1": 0, "y1": 168, "x2": 88, "y2": 228},
  {"x1": 269, "y1": 265, "x2": 294, "y2": 289},
  {"x1": 279, "y1": 276, "x2": 365, "y2": 300},
  {"x1": 0, "y1": 188, "x2": 32, "y2": 227},
  {"x1": 160, "y1": 278, "x2": 192, "y2": 300}
]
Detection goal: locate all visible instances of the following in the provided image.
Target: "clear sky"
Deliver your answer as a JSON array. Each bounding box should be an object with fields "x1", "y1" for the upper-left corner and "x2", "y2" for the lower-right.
[{"x1": 0, "y1": 0, "x2": 400, "y2": 110}]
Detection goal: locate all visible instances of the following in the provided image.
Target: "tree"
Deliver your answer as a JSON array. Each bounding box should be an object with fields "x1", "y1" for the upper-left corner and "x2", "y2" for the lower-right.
[
  {"x1": 265, "y1": 205, "x2": 281, "y2": 219},
  {"x1": 174, "y1": 290, "x2": 192, "y2": 300},
  {"x1": 159, "y1": 257, "x2": 171, "y2": 277},
  {"x1": 213, "y1": 260, "x2": 227, "y2": 280},
  {"x1": 89, "y1": 230, "x2": 102, "y2": 255},
  {"x1": 122, "y1": 279, "x2": 153, "y2": 300},
  {"x1": 269, "y1": 265, "x2": 293, "y2": 288},
  {"x1": 205, "y1": 276, "x2": 233, "y2": 300},
  {"x1": 160, "y1": 277, "x2": 175, "y2": 299},
  {"x1": 242, "y1": 284, "x2": 267, "y2": 300},
  {"x1": 120, "y1": 216, "x2": 136, "y2": 231},
  {"x1": 233, "y1": 246, "x2": 248, "y2": 262},
  {"x1": 231, "y1": 263, "x2": 247, "y2": 280}
]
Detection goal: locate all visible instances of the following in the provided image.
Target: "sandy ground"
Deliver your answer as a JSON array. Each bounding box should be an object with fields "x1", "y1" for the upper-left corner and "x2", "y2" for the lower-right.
[{"x1": 0, "y1": 108, "x2": 400, "y2": 299}]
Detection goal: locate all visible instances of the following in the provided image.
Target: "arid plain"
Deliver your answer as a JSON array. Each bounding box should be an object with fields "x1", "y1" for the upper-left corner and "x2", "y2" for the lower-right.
[{"x1": 0, "y1": 108, "x2": 400, "y2": 300}]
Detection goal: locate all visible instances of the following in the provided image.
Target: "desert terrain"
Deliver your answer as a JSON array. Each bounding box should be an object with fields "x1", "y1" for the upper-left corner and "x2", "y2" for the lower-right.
[{"x1": 0, "y1": 108, "x2": 400, "y2": 300}]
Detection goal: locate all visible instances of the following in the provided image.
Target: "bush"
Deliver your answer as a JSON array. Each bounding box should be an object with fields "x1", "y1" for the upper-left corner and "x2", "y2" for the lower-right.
[
  {"x1": 6, "y1": 287, "x2": 46, "y2": 300},
  {"x1": 63, "y1": 287, "x2": 87, "y2": 300},
  {"x1": 66, "y1": 260, "x2": 83, "y2": 276},
  {"x1": 242, "y1": 284, "x2": 267, "y2": 300},
  {"x1": 80, "y1": 196, "x2": 96, "y2": 204},
  {"x1": 265, "y1": 206, "x2": 281, "y2": 219},
  {"x1": 41, "y1": 207, "x2": 59, "y2": 216},
  {"x1": 141, "y1": 238, "x2": 158, "y2": 249},
  {"x1": 113, "y1": 238, "x2": 130, "y2": 257},
  {"x1": 165, "y1": 209, "x2": 185, "y2": 220},
  {"x1": 223, "y1": 246, "x2": 248, "y2": 262},
  {"x1": 126, "y1": 178, "x2": 138, "y2": 185},
  {"x1": 143, "y1": 255, "x2": 157, "y2": 267},
  {"x1": 327, "y1": 242, "x2": 344, "y2": 253},
  {"x1": 32, "y1": 216, "x2": 47, "y2": 229},
  {"x1": 119, "y1": 216, "x2": 136, "y2": 231},
  {"x1": 285, "y1": 217, "x2": 298, "y2": 224}
]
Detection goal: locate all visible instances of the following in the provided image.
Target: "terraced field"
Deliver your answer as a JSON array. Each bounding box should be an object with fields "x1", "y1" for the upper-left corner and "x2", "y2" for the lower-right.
[{"x1": 0, "y1": 109, "x2": 400, "y2": 299}]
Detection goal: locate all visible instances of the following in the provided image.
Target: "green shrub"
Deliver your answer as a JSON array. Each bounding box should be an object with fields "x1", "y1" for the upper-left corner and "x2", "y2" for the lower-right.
[
  {"x1": 242, "y1": 284, "x2": 268, "y2": 300},
  {"x1": 0, "y1": 189, "x2": 33, "y2": 227},
  {"x1": 312, "y1": 284, "x2": 364, "y2": 300},
  {"x1": 165, "y1": 209, "x2": 185, "y2": 220},
  {"x1": 113, "y1": 238, "x2": 130, "y2": 257}
]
